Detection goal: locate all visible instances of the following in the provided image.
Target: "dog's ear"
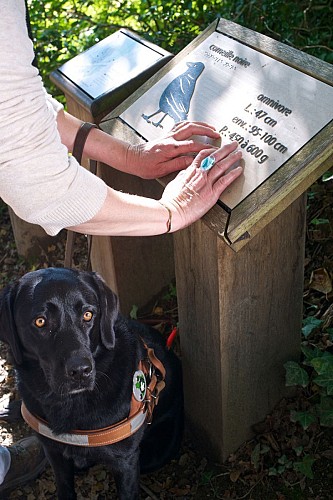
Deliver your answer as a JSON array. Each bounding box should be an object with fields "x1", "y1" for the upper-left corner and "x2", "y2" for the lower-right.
[
  {"x1": 93, "y1": 273, "x2": 119, "y2": 350},
  {"x1": 0, "y1": 283, "x2": 22, "y2": 365}
]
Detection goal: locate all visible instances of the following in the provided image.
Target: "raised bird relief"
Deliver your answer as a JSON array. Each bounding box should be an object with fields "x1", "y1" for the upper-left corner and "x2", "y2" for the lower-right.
[{"x1": 142, "y1": 61, "x2": 205, "y2": 128}]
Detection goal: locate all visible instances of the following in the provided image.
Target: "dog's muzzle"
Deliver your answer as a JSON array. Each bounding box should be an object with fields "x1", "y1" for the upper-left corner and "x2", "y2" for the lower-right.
[{"x1": 65, "y1": 354, "x2": 95, "y2": 393}]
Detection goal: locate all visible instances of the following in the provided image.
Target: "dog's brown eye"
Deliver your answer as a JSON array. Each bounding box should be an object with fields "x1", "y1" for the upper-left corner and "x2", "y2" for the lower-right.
[
  {"x1": 83, "y1": 311, "x2": 93, "y2": 322},
  {"x1": 35, "y1": 317, "x2": 46, "y2": 328}
]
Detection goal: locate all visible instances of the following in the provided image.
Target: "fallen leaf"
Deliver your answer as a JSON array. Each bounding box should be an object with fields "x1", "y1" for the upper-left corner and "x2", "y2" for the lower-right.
[
  {"x1": 229, "y1": 469, "x2": 241, "y2": 482},
  {"x1": 309, "y1": 268, "x2": 332, "y2": 294},
  {"x1": 153, "y1": 306, "x2": 164, "y2": 316}
]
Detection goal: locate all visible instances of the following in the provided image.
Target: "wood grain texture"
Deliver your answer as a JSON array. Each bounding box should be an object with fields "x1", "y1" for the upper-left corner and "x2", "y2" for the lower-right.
[
  {"x1": 174, "y1": 194, "x2": 306, "y2": 460},
  {"x1": 8, "y1": 208, "x2": 57, "y2": 260}
]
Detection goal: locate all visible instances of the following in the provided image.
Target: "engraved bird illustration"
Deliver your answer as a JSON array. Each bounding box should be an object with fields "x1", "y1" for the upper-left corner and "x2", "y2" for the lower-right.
[{"x1": 142, "y1": 61, "x2": 205, "y2": 128}]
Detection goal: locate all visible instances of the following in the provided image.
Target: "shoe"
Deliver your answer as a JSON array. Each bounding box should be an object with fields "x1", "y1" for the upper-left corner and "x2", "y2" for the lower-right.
[
  {"x1": 0, "y1": 436, "x2": 47, "y2": 496},
  {"x1": 0, "y1": 400, "x2": 23, "y2": 424}
]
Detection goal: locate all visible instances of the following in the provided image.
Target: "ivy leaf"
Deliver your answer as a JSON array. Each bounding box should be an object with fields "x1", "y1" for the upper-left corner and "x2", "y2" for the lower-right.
[
  {"x1": 314, "y1": 370, "x2": 333, "y2": 395},
  {"x1": 290, "y1": 410, "x2": 317, "y2": 430},
  {"x1": 327, "y1": 328, "x2": 333, "y2": 341},
  {"x1": 317, "y1": 396, "x2": 333, "y2": 427},
  {"x1": 268, "y1": 467, "x2": 278, "y2": 476},
  {"x1": 251, "y1": 443, "x2": 261, "y2": 470},
  {"x1": 301, "y1": 317, "x2": 323, "y2": 338},
  {"x1": 293, "y1": 455, "x2": 316, "y2": 479},
  {"x1": 301, "y1": 345, "x2": 323, "y2": 363},
  {"x1": 322, "y1": 171, "x2": 333, "y2": 182},
  {"x1": 284, "y1": 361, "x2": 309, "y2": 387},
  {"x1": 310, "y1": 218, "x2": 330, "y2": 226},
  {"x1": 310, "y1": 354, "x2": 333, "y2": 375}
]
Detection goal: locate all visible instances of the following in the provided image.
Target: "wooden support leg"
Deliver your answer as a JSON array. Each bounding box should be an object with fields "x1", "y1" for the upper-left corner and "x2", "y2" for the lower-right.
[
  {"x1": 173, "y1": 195, "x2": 306, "y2": 461},
  {"x1": 90, "y1": 164, "x2": 175, "y2": 315},
  {"x1": 91, "y1": 232, "x2": 174, "y2": 315},
  {"x1": 8, "y1": 208, "x2": 60, "y2": 260}
]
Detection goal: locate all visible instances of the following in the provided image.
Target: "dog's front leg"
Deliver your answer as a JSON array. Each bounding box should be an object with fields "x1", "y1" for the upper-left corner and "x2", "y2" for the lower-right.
[
  {"x1": 43, "y1": 444, "x2": 76, "y2": 499},
  {"x1": 112, "y1": 455, "x2": 140, "y2": 500}
]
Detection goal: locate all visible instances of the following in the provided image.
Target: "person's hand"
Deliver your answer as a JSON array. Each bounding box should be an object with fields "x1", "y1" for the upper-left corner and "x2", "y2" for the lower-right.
[
  {"x1": 159, "y1": 142, "x2": 243, "y2": 231},
  {"x1": 126, "y1": 121, "x2": 221, "y2": 179}
]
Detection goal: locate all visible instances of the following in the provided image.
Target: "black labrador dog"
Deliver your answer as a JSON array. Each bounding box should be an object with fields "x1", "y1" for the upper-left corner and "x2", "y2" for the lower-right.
[{"x1": 0, "y1": 267, "x2": 183, "y2": 499}]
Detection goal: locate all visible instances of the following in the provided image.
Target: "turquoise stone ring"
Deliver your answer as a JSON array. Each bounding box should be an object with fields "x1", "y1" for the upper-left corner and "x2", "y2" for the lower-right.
[{"x1": 200, "y1": 155, "x2": 215, "y2": 172}]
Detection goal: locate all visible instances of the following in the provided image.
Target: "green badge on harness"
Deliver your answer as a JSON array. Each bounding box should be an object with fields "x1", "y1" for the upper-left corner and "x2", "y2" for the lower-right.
[{"x1": 133, "y1": 370, "x2": 146, "y2": 401}]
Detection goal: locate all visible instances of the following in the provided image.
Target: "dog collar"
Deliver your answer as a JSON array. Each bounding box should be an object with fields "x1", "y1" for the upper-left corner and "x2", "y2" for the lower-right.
[
  {"x1": 21, "y1": 342, "x2": 166, "y2": 447},
  {"x1": 21, "y1": 400, "x2": 146, "y2": 447}
]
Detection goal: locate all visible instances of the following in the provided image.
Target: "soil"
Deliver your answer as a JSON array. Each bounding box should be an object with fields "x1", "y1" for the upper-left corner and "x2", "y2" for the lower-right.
[{"x1": 1, "y1": 176, "x2": 333, "y2": 499}]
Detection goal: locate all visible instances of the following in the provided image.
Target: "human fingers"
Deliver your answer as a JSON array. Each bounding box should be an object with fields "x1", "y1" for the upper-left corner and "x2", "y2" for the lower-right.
[
  {"x1": 213, "y1": 163, "x2": 243, "y2": 194},
  {"x1": 163, "y1": 142, "x2": 240, "y2": 186},
  {"x1": 194, "y1": 141, "x2": 239, "y2": 171},
  {"x1": 171, "y1": 120, "x2": 218, "y2": 132},
  {"x1": 160, "y1": 148, "x2": 243, "y2": 231},
  {"x1": 169, "y1": 121, "x2": 220, "y2": 142}
]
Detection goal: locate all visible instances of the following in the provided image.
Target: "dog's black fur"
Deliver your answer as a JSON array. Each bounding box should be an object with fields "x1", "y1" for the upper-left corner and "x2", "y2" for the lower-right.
[{"x1": 0, "y1": 268, "x2": 183, "y2": 499}]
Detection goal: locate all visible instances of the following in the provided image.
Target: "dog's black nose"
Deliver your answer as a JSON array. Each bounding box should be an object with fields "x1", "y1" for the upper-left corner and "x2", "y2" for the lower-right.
[{"x1": 66, "y1": 356, "x2": 93, "y2": 381}]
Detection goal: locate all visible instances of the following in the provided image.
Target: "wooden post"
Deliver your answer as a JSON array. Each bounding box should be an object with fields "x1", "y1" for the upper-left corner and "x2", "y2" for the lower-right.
[{"x1": 174, "y1": 194, "x2": 306, "y2": 460}]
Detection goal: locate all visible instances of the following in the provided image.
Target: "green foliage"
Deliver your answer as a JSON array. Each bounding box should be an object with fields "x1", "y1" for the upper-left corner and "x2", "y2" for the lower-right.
[
  {"x1": 129, "y1": 304, "x2": 139, "y2": 319},
  {"x1": 162, "y1": 282, "x2": 177, "y2": 301},
  {"x1": 301, "y1": 317, "x2": 323, "y2": 337},
  {"x1": 284, "y1": 346, "x2": 333, "y2": 429},
  {"x1": 251, "y1": 442, "x2": 270, "y2": 470},
  {"x1": 284, "y1": 360, "x2": 309, "y2": 387},
  {"x1": 310, "y1": 218, "x2": 330, "y2": 226},
  {"x1": 283, "y1": 314, "x2": 333, "y2": 484},
  {"x1": 268, "y1": 452, "x2": 316, "y2": 480},
  {"x1": 27, "y1": 0, "x2": 333, "y2": 97},
  {"x1": 293, "y1": 454, "x2": 316, "y2": 480},
  {"x1": 290, "y1": 409, "x2": 316, "y2": 430},
  {"x1": 322, "y1": 171, "x2": 333, "y2": 182}
]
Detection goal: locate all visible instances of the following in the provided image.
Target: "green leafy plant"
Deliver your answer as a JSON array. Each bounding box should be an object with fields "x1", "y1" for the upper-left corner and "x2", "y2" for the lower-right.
[
  {"x1": 162, "y1": 282, "x2": 177, "y2": 302},
  {"x1": 322, "y1": 171, "x2": 333, "y2": 182},
  {"x1": 301, "y1": 317, "x2": 323, "y2": 338},
  {"x1": 267, "y1": 447, "x2": 316, "y2": 479},
  {"x1": 310, "y1": 218, "x2": 330, "y2": 226},
  {"x1": 27, "y1": 0, "x2": 333, "y2": 99},
  {"x1": 129, "y1": 304, "x2": 139, "y2": 319},
  {"x1": 284, "y1": 344, "x2": 333, "y2": 429}
]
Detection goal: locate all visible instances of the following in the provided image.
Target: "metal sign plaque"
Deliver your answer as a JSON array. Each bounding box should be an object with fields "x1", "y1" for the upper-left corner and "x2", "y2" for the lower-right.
[
  {"x1": 120, "y1": 31, "x2": 333, "y2": 210},
  {"x1": 57, "y1": 31, "x2": 165, "y2": 100}
]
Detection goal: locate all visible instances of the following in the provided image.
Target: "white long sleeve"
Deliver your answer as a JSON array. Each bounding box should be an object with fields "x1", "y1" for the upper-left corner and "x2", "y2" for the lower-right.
[{"x1": 0, "y1": 0, "x2": 107, "y2": 235}]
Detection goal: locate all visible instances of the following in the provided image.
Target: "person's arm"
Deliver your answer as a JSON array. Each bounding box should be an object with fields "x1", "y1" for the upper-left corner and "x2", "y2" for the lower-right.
[
  {"x1": 68, "y1": 142, "x2": 243, "y2": 236},
  {"x1": 0, "y1": 0, "x2": 242, "y2": 239},
  {"x1": 56, "y1": 109, "x2": 222, "y2": 179}
]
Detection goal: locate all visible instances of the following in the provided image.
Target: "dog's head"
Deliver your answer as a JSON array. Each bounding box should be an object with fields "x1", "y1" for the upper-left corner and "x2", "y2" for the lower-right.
[{"x1": 0, "y1": 267, "x2": 119, "y2": 395}]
